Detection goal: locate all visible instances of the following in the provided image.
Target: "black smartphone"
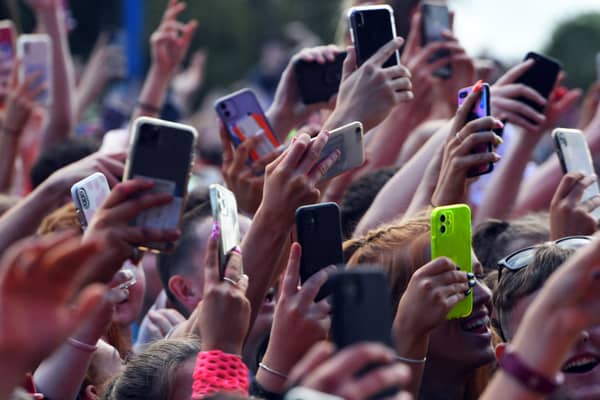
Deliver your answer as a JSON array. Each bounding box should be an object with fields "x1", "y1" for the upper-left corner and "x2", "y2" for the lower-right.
[
  {"x1": 516, "y1": 52, "x2": 562, "y2": 113},
  {"x1": 421, "y1": 1, "x2": 452, "y2": 79},
  {"x1": 296, "y1": 202, "x2": 344, "y2": 300},
  {"x1": 348, "y1": 5, "x2": 399, "y2": 68},
  {"x1": 295, "y1": 51, "x2": 347, "y2": 105},
  {"x1": 124, "y1": 117, "x2": 197, "y2": 253},
  {"x1": 330, "y1": 268, "x2": 397, "y2": 398},
  {"x1": 457, "y1": 83, "x2": 493, "y2": 178}
]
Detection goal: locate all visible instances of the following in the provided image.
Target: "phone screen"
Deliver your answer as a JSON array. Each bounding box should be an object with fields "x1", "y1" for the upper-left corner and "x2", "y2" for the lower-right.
[
  {"x1": 350, "y1": 7, "x2": 398, "y2": 68},
  {"x1": 457, "y1": 84, "x2": 493, "y2": 177},
  {"x1": 128, "y1": 121, "x2": 195, "y2": 233},
  {"x1": 516, "y1": 52, "x2": 561, "y2": 113},
  {"x1": 422, "y1": 4, "x2": 450, "y2": 43}
]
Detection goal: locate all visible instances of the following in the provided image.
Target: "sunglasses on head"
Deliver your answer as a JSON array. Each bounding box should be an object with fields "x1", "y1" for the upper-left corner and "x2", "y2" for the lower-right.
[{"x1": 496, "y1": 236, "x2": 592, "y2": 282}]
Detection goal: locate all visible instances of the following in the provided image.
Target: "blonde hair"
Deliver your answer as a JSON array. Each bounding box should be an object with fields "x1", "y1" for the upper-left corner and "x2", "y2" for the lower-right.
[{"x1": 37, "y1": 203, "x2": 81, "y2": 235}]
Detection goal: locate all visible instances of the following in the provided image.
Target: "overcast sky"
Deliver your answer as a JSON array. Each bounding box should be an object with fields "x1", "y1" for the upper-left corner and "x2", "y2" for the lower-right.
[{"x1": 449, "y1": 0, "x2": 600, "y2": 62}]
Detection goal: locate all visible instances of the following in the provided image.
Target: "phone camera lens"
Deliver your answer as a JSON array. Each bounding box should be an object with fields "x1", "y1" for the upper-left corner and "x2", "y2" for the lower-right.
[
  {"x1": 440, "y1": 215, "x2": 446, "y2": 223},
  {"x1": 224, "y1": 111, "x2": 231, "y2": 118},
  {"x1": 440, "y1": 225, "x2": 446, "y2": 234},
  {"x1": 220, "y1": 103, "x2": 226, "y2": 109},
  {"x1": 355, "y1": 127, "x2": 361, "y2": 134}
]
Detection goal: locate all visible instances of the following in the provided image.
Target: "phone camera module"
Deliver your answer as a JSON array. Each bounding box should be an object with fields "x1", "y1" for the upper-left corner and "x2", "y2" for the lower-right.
[{"x1": 78, "y1": 188, "x2": 90, "y2": 210}]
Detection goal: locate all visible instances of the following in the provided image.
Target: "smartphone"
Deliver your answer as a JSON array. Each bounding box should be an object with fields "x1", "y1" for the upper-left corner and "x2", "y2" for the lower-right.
[
  {"x1": 330, "y1": 268, "x2": 397, "y2": 398},
  {"x1": 516, "y1": 52, "x2": 562, "y2": 114},
  {"x1": 348, "y1": 5, "x2": 400, "y2": 68},
  {"x1": 124, "y1": 117, "x2": 197, "y2": 253},
  {"x1": 209, "y1": 184, "x2": 241, "y2": 276},
  {"x1": 430, "y1": 204, "x2": 473, "y2": 319},
  {"x1": 214, "y1": 89, "x2": 280, "y2": 161},
  {"x1": 552, "y1": 128, "x2": 600, "y2": 220},
  {"x1": 0, "y1": 21, "x2": 16, "y2": 105},
  {"x1": 295, "y1": 51, "x2": 347, "y2": 105},
  {"x1": 421, "y1": 1, "x2": 452, "y2": 79},
  {"x1": 71, "y1": 172, "x2": 111, "y2": 230},
  {"x1": 457, "y1": 83, "x2": 493, "y2": 177},
  {"x1": 296, "y1": 202, "x2": 343, "y2": 300},
  {"x1": 316, "y1": 121, "x2": 364, "y2": 181},
  {"x1": 17, "y1": 34, "x2": 52, "y2": 106}
]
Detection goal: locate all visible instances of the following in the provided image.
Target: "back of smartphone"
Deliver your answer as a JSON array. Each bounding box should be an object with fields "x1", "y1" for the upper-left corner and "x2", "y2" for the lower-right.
[
  {"x1": 214, "y1": 89, "x2": 279, "y2": 161},
  {"x1": 516, "y1": 52, "x2": 561, "y2": 113},
  {"x1": 295, "y1": 51, "x2": 346, "y2": 105},
  {"x1": 0, "y1": 21, "x2": 16, "y2": 107},
  {"x1": 17, "y1": 34, "x2": 52, "y2": 106},
  {"x1": 348, "y1": 5, "x2": 399, "y2": 68},
  {"x1": 553, "y1": 129, "x2": 600, "y2": 220},
  {"x1": 124, "y1": 117, "x2": 197, "y2": 253},
  {"x1": 457, "y1": 83, "x2": 492, "y2": 177},
  {"x1": 421, "y1": 1, "x2": 452, "y2": 79},
  {"x1": 209, "y1": 184, "x2": 241, "y2": 275},
  {"x1": 430, "y1": 204, "x2": 473, "y2": 319},
  {"x1": 317, "y1": 121, "x2": 364, "y2": 181},
  {"x1": 71, "y1": 172, "x2": 110, "y2": 230},
  {"x1": 296, "y1": 203, "x2": 343, "y2": 285}
]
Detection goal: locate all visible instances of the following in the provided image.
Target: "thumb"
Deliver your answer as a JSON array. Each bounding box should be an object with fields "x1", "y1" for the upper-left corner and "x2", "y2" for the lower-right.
[{"x1": 341, "y1": 46, "x2": 357, "y2": 81}]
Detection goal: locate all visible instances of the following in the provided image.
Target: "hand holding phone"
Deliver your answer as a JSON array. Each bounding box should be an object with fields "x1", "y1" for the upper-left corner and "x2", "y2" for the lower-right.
[
  {"x1": 421, "y1": 1, "x2": 452, "y2": 79},
  {"x1": 295, "y1": 51, "x2": 347, "y2": 105},
  {"x1": 17, "y1": 34, "x2": 52, "y2": 106},
  {"x1": 348, "y1": 5, "x2": 400, "y2": 68},
  {"x1": 209, "y1": 184, "x2": 241, "y2": 276},
  {"x1": 315, "y1": 121, "x2": 364, "y2": 181},
  {"x1": 71, "y1": 172, "x2": 111, "y2": 230},
  {"x1": 124, "y1": 117, "x2": 197, "y2": 253},
  {"x1": 516, "y1": 52, "x2": 562, "y2": 114}
]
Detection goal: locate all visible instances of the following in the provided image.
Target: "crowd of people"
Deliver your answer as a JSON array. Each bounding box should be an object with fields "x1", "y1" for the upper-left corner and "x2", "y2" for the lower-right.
[{"x1": 2, "y1": 0, "x2": 600, "y2": 399}]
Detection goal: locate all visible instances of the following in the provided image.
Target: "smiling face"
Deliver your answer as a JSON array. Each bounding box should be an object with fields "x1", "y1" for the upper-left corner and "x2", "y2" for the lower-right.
[
  {"x1": 427, "y1": 255, "x2": 496, "y2": 374},
  {"x1": 508, "y1": 292, "x2": 600, "y2": 400}
]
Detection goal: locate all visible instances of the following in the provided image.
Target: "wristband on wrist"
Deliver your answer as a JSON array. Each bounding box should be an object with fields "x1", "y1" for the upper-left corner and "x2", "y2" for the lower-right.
[
  {"x1": 136, "y1": 101, "x2": 161, "y2": 114},
  {"x1": 192, "y1": 350, "x2": 249, "y2": 399},
  {"x1": 498, "y1": 345, "x2": 564, "y2": 395},
  {"x1": 67, "y1": 337, "x2": 98, "y2": 353}
]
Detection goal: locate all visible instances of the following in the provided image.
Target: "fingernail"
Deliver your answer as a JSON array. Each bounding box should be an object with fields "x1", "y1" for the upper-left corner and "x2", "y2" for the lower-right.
[
  {"x1": 211, "y1": 221, "x2": 220, "y2": 240},
  {"x1": 493, "y1": 153, "x2": 501, "y2": 162},
  {"x1": 495, "y1": 135, "x2": 504, "y2": 145},
  {"x1": 122, "y1": 270, "x2": 135, "y2": 281},
  {"x1": 468, "y1": 279, "x2": 476, "y2": 288},
  {"x1": 473, "y1": 80, "x2": 484, "y2": 93},
  {"x1": 231, "y1": 246, "x2": 242, "y2": 255},
  {"x1": 467, "y1": 273, "x2": 474, "y2": 279},
  {"x1": 495, "y1": 120, "x2": 505, "y2": 129}
]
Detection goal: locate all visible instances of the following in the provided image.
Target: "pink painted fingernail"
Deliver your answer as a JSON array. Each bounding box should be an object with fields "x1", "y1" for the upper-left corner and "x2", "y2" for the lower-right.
[
  {"x1": 231, "y1": 246, "x2": 242, "y2": 255},
  {"x1": 211, "y1": 221, "x2": 220, "y2": 240}
]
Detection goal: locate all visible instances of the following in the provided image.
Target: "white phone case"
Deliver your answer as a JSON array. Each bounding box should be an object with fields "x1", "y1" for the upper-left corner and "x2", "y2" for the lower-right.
[
  {"x1": 317, "y1": 121, "x2": 364, "y2": 181},
  {"x1": 553, "y1": 128, "x2": 600, "y2": 220},
  {"x1": 209, "y1": 184, "x2": 241, "y2": 273},
  {"x1": 17, "y1": 34, "x2": 52, "y2": 106},
  {"x1": 71, "y1": 172, "x2": 110, "y2": 229}
]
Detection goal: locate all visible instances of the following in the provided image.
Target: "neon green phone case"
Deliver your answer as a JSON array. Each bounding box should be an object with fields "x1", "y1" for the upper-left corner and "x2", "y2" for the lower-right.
[{"x1": 430, "y1": 204, "x2": 473, "y2": 319}]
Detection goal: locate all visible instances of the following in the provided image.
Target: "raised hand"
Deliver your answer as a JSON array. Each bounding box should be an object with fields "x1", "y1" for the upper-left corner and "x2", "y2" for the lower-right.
[
  {"x1": 0, "y1": 233, "x2": 106, "y2": 377},
  {"x1": 197, "y1": 224, "x2": 250, "y2": 355},
  {"x1": 2, "y1": 60, "x2": 44, "y2": 137},
  {"x1": 219, "y1": 125, "x2": 280, "y2": 214},
  {"x1": 44, "y1": 151, "x2": 126, "y2": 189},
  {"x1": 287, "y1": 341, "x2": 412, "y2": 400},
  {"x1": 150, "y1": 0, "x2": 198, "y2": 77},
  {"x1": 325, "y1": 37, "x2": 413, "y2": 132},
  {"x1": 431, "y1": 85, "x2": 503, "y2": 207},
  {"x1": 257, "y1": 130, "x2": 340, "y2": 225},
  {"x1": 550, "y1": 172, "x2": 600, "y2": 240},
  {"x1": 257, "y1": 243, "x2": 333, "y2": 393}
]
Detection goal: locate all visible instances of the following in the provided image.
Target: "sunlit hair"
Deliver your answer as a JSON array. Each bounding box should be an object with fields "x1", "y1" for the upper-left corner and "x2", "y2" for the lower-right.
[{"x1": 37, "y1": 203, "x2": 81, "y2": 235}]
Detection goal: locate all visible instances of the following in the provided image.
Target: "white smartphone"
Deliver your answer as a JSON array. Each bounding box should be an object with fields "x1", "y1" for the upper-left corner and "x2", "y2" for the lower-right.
[
  {"x1": 552, "y1": 128, "x2": 600, "y2": 220},
  {"x1": 317, "y1": 121, "x2": 364, "y2": 181},
  {"x1": 209, "y1": 184, "x2": 241, "y2": 276},
  {"x1": 0, "y1": 20, "x2": 16, "y2": 104},
  {"x1": 17, "y1": 34, "x2": 52, "y2": 106},
  {"x1": 124, "y1": 117, "x2": 197, "y2": 253},
  {"x1": 71, "y1": 172, "x2": 111, "y2": 230}
]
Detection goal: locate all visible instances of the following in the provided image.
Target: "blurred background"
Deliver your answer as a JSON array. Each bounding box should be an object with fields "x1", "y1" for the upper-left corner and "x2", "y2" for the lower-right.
[{"x1": 2, "y1": 0, "x2": 600, "y2": 105}]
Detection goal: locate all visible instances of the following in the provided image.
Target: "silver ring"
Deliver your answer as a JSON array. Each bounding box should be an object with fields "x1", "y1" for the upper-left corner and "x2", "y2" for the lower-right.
[
  {"x1": 455, "y1": 132, "x2": 462, "y2": 142},
  {"x1": 223, "y1": 277, "x2": 239, "y2": 286}
]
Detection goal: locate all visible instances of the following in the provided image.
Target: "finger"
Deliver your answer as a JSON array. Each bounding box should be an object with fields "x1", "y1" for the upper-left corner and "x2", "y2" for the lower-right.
[
  {"x1": 453, "y1": 151, "x2": 501, "y2": 170},
  {"x1": 39, "y1": 239, "x2": 101, "y2": 283},
  {"x1": 148, "y1": 310, "x2": 173, "y2": 335},
  {"x1": 252, "y1": 149, "x2": 283, "y2": 169},
  {"x1": 384, "y1": 64, "x2": 412, "y2": 80},
  {"x1": 107, "y1": 192, "x2": 174, "y2": 222},
  {"x1": 162, "y1": 1, "x2": 186, "y2": 22},
  {"x1": 580, "y1": 195, "x2": 600, "y2": 214},
  {"x1": 9, "y1": 58, "x2": 19, "y2": 89},
  {"x1": 454, "y1": 81, "x2": 485, "y2": 130},
  {"x1": 178, "y1": 20, "x2": 198, "y2": 55},
  {"x1": 492, "y1": 97, "x2": 546, "y2": 125},
  {"x1": 203, "y1": 222, "x2": 221, "y2": 286},
  {"x1": 401, "y1": 11, "x2": 422, "y2": 61},
  {"x1": 287, "y1": 342, "x2": 336, "y2": 387},
  {"x1": 307, "y1": 149, "x2": 340, "y2": 183},
  {"x1": 341, "y1": 46, "x2": 357, "y2": 81},
  {"x1": 495, "y1": 58, "x2": 535, "y2": 86},
  {"x1": 219, "y1": 121, "x2": 235, "y2": 166},
  {"x1": 280, "y1": 133, "x2": 311, "y2": 171},
  {"x1": 496, "y1": 84, "x2": 547, "y2": 107},
  {"x1": 458, "y1": 118, "x2": 504, "y2": 143},
  {"x1": 102, "y1": 180, "x2": 154, "y2": 209},
  {"x1": 500, "y1": 112, "x2": 542, "y2": 133},
  {"x1": 232, "y1": 135, "x2": 261, "y2": 172},
  {"x1": 236, "y1": 273, "x2": 249, "y2": 294},
  {"x1": 223, "y1": 247, "x2": 243, "y2": 283},
  {"x1": 368, "y1": 37, "x2": 404, "y2": 67},
  {"x1": 553, "y1": 172, "x2": 587, "y2": 201},
  {"x1": 160, "y1": 20, "x2": 186, "y2": 34},
  {"x1": 565, "y1": 175, "x2": 597, "y2": 208},
  {"x1": 116, "y1": 226, "x2": 181, "y2": 245},
  {"x1": 298, "y1": 265, "x2": 336, "y2": 304},
  {"x1": 283, "y1": 242, "x2": 302, "y2": 296},
  {"x1": 389, "y1": 77, "x2": 412, "y2": 93},
  {"x1": 299, "y1": 130, "x2": 330, "y2": 173},
  {"x1": 344, "y1": 364, "x2": 411, "y2": 400},
  {"x1": 161, "y1": 308, "x2": 186, "y2": 326},
  {"x1": 419, "y1": 257, "x2": 458, "y2": 276}
]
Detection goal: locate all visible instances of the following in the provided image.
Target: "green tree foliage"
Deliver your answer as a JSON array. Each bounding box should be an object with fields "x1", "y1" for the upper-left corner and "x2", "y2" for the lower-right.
[{"x1": 545, "y1": 12, "x2": 600, "y2": 91}]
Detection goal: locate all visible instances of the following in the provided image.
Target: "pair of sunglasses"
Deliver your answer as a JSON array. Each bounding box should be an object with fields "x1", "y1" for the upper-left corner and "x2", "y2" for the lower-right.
[{"x1": 496, "y1": 236, "x2": 592, "y2": 282}]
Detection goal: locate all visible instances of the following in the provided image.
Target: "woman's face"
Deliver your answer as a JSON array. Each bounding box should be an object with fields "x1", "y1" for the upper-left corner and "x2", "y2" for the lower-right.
[
  {"x1": 114, "y1": 261, "x2": 146, "y2": 326},
  {"x1": 427, "y1": 253, "x2": 495, "y2": 374}
]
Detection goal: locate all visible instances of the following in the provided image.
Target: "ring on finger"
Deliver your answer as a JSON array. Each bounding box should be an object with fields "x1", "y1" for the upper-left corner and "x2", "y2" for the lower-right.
[
  {"x1": 455, "y1": 132, "x2": 462, "y2": 142},
  {"x1": 223, "y1": 277, "x2": 239, "y2": 287}
]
